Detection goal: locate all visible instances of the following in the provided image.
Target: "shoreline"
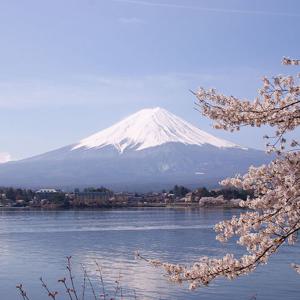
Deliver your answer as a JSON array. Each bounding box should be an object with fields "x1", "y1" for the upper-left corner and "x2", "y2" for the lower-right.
[{"x1": 0, "y1": 203, "x2": 244, "y2": 211}]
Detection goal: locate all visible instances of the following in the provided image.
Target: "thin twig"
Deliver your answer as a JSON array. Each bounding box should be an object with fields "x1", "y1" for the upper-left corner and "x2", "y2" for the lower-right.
[
  {"x1": 40, "y1": 277, "x2": 58, "y2": 299},
  {"x1": 58, "y1": 277, "x2": 74, "y2": 300},
  {"x1": 81, "y1": 271, "x2": 87, "y2": 300},
  {"x1": 80, "y1": 264, "x2": 97, "y2": 300},
  {"x1": 16, "y1": 284, "x2": 31, "y2": 300},
  {"x1": 95, "y1": 260, "x2": 106, "y2": 300},
  {"x1": 67, "y1": 256, "x2": 80, "y2": 300}
]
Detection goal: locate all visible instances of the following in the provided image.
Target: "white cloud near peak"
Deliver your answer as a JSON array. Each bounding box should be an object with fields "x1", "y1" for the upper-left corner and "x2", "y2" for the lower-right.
[
  {"x1": 118, "y1": 17, "x2": 145, "y2": 24},
  {"x1": 0, "y1": 152, "x2": 11, "y2": 163}
]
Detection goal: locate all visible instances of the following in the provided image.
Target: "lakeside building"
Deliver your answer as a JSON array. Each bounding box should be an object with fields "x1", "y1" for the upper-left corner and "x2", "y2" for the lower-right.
[
  {"x1": 35, "y1": 188, "x2": 60, "y2": 201},
  {"x1": 72, "y1": 191, "x2": 111, "y2": 207},
  {"x1": 34, "y1": 188, "x2": 69, "y2": 208}
]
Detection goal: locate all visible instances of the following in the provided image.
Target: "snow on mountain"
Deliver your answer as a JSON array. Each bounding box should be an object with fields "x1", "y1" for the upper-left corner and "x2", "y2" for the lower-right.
[{"x1": 72, "y1": 107, "x2": 243, "y2": 153}]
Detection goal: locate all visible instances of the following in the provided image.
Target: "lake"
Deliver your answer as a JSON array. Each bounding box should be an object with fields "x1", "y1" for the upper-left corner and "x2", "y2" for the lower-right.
[{"x1": 0, "y1": 208, "x2": 299, "y2": 300}]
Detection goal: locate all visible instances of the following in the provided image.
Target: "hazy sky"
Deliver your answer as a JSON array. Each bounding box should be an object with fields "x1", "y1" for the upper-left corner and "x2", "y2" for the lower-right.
[{"x1": 0, "y1": 0, "x2": 299, "y2": 161}]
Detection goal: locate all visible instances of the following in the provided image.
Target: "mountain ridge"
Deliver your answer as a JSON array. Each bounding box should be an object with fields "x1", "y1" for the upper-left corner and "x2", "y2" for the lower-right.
[{"x1": 0, "y1": 108, "x2": 269, "y2": 191}]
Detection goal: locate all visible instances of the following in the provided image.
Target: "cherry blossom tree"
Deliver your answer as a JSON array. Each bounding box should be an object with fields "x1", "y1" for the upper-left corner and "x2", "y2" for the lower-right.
[{"x1": 139, "y1": 58, "x2": 300, "y2": 289}]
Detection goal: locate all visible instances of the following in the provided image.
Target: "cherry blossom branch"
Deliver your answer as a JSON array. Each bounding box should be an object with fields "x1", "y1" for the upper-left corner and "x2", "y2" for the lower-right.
[{"x1": 140, "y1": 58, "x2": 300, "y2": 290}]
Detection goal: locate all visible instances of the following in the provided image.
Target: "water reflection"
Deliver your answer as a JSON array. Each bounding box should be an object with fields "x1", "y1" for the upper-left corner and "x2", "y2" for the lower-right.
[{"x1": 0, "y1": 208, "x2": 299, "y2": 299}]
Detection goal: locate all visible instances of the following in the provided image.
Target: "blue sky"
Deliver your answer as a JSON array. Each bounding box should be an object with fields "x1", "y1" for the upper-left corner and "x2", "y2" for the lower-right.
[{"x1": 0, "y1": 0, "x2": 299, "y2": 161}]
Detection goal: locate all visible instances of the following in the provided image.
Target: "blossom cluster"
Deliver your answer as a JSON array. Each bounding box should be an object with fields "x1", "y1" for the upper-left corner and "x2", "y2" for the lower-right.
[
  {"x1": 291, "y1": 263, "x2": 300, "y2": 274},
  {"x1": 195, "y1": 59, "x2": 300, "y2": 154},
  {"x1": 282, "y1": 57, "x2": 300, "y2": 66}
]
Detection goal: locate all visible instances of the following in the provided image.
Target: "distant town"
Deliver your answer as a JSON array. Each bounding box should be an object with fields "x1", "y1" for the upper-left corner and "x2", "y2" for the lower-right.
[{"x1": 0, "y1": 185, "x2": 252, "y2": 209}]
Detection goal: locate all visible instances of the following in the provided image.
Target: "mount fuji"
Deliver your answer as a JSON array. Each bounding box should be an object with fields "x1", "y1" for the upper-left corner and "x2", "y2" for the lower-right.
[{"x1": 0, "y1": 108, "x2": 269, "y2": 191}]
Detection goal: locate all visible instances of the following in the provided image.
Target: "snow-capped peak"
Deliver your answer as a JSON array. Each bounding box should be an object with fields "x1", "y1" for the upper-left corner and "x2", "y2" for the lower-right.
[{"x1": 72, "y1": 107, "x2": 244, "y2": 153}]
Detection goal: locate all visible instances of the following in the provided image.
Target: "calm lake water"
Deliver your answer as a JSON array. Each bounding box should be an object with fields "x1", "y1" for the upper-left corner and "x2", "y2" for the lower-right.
[{"x1": 0, "y1": 208, "x2": 299, "y2": 300}]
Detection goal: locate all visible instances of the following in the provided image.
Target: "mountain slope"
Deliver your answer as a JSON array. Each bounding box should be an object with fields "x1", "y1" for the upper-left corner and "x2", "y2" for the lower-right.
[{"x1": 0, "y1": 107, "x2": 270, "y2": 191}]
